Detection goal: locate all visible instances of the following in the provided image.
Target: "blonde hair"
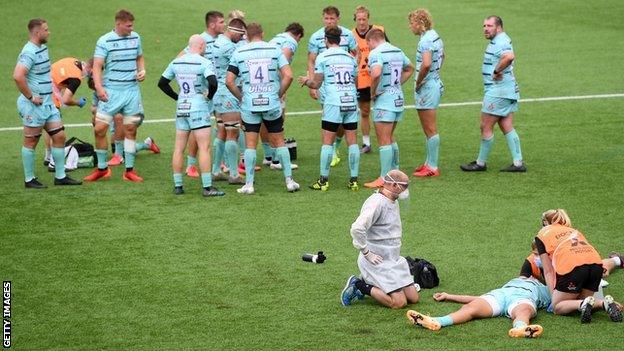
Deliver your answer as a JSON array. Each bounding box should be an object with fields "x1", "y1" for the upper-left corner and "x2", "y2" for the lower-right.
[
  {"x1": 408, "y1": 9, "x2": 433, "y2": 30},
  {"x1": 541, "y1": 209, "x2": 571, "y2": 227},
  {"x1": 228, "y1": 10, "x2": 245, "y2": 21},
  {"x1": 354, "y1": 5, "x2": 370, "y2": 20}
]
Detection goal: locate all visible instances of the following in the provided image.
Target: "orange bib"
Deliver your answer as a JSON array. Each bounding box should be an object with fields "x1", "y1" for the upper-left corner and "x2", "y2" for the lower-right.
[
  {"x1": 51, "y1": 58, "x2": 82, "y2": 108},
  {"x1": 536, "y1": 224, "x2": 602, "y2": 275},
  {"x1": 352, "y1": 25, "x2": 384, "y2": 89}
]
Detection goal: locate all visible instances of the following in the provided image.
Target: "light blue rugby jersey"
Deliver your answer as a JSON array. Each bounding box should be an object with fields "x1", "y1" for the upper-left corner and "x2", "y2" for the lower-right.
[
  {"x1": 269, "y1": 32, "x2": 299, "y2": 63},
  {"x1": 212, "y1": 34, "x2": 237, "y2": 85},
  {"x1": 500, "y1": 277, "x2": 551, "y2": 310},
  {"x1": 161, "y1": 53, "x2": 216, "y2": 113},
  {"x1": 229, "y1": 41, "x2": 289, "y2": 112},
  {"x1": 368, "y1": 42, "x2": 411, "y2": 112},
  {"x1": 416, "y1": 29, "x2": 444, "y2": 81},
  {"x1": 308, "y1": 25, "x2": 357, "y2": 54},
  {"x1": 17, "y1": 41, "x2": 53, "y2": 104},
  {"x1": 482, "y1": 32, "x2": 519, "y2": 99},
  {"x1": 314, "y1": 47, "x2": 357, "y2": 107},
  {"x1": 183, "y1": 31, "x2": 218, "y2": 64},
  {"x1": 94, "y1": 30, "x2": 143, "y2": 89}
]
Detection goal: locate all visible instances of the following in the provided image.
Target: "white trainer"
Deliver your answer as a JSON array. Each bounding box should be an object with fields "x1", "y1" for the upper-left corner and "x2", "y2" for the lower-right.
[
  {"x1": 262, "y1": 158, "x2": 273, "y2": 166},
  {"x1": 237, "y1": 183, "x2": 255, "y2": 195},
  {"x1": 270, "y1": 162, "x2": 299, "y2": 170},
  {"x1": 285, "y1": 177, "x2": 300, "y2": 192}
]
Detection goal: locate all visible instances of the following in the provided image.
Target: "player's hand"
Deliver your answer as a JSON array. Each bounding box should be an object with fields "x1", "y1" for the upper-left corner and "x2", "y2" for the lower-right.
[
  {"x1": 30, "y1": 96, "x2": 43, "y2": 106},
  {"x1": 492, "y1": 71, "x2": 503, "y2": 81},
  {"x1": 363, "y1": 250, "x2": 383, "y2": 265},
  {"x1": 297, "y1": 76, "x2": 308, "y2": 86},
  {"x1": 136, "y1": 69, "x2": 146, "y2": 82},
  {"x1": 77, "y1": 97, "x2": 87, "y2": 108},
  {"x1": 309, "y1": 88, "x2": 319, "y2": 100},
  {"x1": 96, "y1": 88, "x2": 108, "y2": 102},
  {"x1": 433, "y1": 292, "x2": 448, "y2": 301}
]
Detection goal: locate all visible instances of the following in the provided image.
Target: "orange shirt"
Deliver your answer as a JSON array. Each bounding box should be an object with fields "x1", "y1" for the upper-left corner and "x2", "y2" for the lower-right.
[
  {"x1": 526, "y1": 254, "x2": 543, "y2": 280},
  {"x1": 352, "y1": 25, "x2": 384, "y2": 89},
  {"x1": 536, "y1": 224, "x2": 602, "y2": 275},
  {"x1": 51, "y1": 57, "x2": 82, "y2": 108}
]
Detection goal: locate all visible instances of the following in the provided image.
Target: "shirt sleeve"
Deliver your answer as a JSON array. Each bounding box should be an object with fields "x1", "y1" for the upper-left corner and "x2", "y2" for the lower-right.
[
  {"x1": 94, "y1": 37, "x2": 108, "y2": 59},
  {"x1": 402, "y1": 52, "x2": 412, "y2": 67},
  {"x1": 16, "y1": 51, "x2": 35, "y2": 70},
  {"x1": 347, "y1": 32, "x2": 358, "y2": 52},
  {"x1": 418, "y1": 38, "x2": 433, "y2": 53},
  {"x1": 161, "y1": 62, "x2": 175, "y2": 80},
  {"x1": 313, "y1": 56, "x2": 323, "y2": 74},
  {"x1": 277, "y1": 49, "x2": 289, "y2": 68},
  {"x1": 135, "y1": 33, "x2": 143, "y2": 56},
  {"x1": 350, "y1": 197, "x2": 381, "y2": 251},
  {"x1": 534, "y1": 237, "x2": 547, "y2": 255},
  {"x1": 307, "y1": 34, "x2": 319, "y2": 54},
  {"x1": 203, "y1": 61, "x2": 216, "y2": 78},
  {"x1": 368, "y1": 50, "x2": 381, "y2": 68},
  {"x1": 285, "y1": 40, "x2": 297, "y2": 56}
]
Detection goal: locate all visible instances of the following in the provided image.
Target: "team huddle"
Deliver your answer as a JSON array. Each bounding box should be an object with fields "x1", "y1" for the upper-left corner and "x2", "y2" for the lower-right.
[{"x1": 14, "y1": 5, "x2": 526, "y2": 195}]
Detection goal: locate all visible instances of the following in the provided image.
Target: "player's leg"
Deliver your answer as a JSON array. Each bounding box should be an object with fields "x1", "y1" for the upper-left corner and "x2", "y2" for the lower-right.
[
  {"x1": 121, "y1": 114, "x2": 143, "y2": 182},
  {"x1": 43, "y1": 132, "x2": 52, "y2": 166},
  {"x1": 237, "y1": 119, "x2": 259, "y2": 195},
  {"x1": 212, "y1": 117, "x2": 227, "y2": 179},
  {"x1": 460, "y1": 111, "x2": 497, "y2": 171},
  {"x1": 390, "y1": 120, "x2": 400, "y2": 171},
  {"x1": 414, "y1": 108, "x2": 440, "y2": 177},
  {"x1": 603, "y1": 252, "x2": 623, "y2": 276},
  {"x1": 194, "y1": 122, "x2": 224, "y2": 197},
  {"x1": 365, "y1": 110, "x2": 394, "y2": 188},
  {"x1": 498, "y1": 108, "x2": 526, "y2": 172},
  {"x1": 22, "y1": 125, "x2": 44, "y2": 187},
  {"x1": 358, "y1": 90, "x2": 372, "y2": 153},
  {"x1": 109, "y1": 114, "x2": 125, "y2": 166},
  {"x1": 343, "y1": 110, "x2": 360, "y2": 190},
  {"x1": 259, "y1": 123, "x2": 274, "y2": 166},
  {"x1": 265, "y1": 111, "x2": 299, "y2": 192},
  {"x1": 222, "y1": 112, "x2": 243, "y2": 183},
  {"x1": 331, "y1": 125, "x2": 344, "y2": 167},
  {"x1": 508, "y1": 301, "x2": 543, "y2": 338},
  {"x1": 310, "y1": 121, "x2": 337, "y2": 191},
  {"x1": 84, "y1": 111, "x2": 113, "y2": 181},
  {"x1": 172, "y1": 127, "x2": 189, "y2": 194},
  {"x1": 185, "y1": 132, "x2": 199, "y2": 177},
  {"x1": 44, "y1": 115, "x2": 81, "y2": 185}
]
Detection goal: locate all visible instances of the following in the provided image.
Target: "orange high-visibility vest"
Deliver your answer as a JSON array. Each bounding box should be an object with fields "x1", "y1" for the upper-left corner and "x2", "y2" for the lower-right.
[
  {"x1": 536, "y1": 224, "x2": 602, "y2": 275},
  {"x1": 352, "y1": 25, "x2": 384, "y2": 89},
  {"x1": 51, "y1": 57, "x2": 82, "y2": 108}
]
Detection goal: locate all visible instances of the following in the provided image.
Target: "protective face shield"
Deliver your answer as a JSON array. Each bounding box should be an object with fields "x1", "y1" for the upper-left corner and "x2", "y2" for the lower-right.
[{"x1": 383, "y1": 173, "x2": 409, "y2": 201}]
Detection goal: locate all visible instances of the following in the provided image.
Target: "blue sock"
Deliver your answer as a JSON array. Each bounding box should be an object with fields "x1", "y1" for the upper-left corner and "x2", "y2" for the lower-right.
[
  {"x1": 21, "y1": 146, "x2": 35, "y2": 182},
  {"x1": 391, "y1": 142, "x2": 399, "y2": 170},
  {"x1": 504, "y1": 129, "x2": 523, "y2": 165},
  {"x1": 95, "y1": 149, "x2": 108, "y2": 169},
  {"x1": 512, "y1": 320, "x2": 527, "y2": 329},
  {"x1": 320, "y1": 144, "x2": 333, "y2": 177},
  {"x1": 173, "y1": 173, "x2": 183, "y2": 187},
  {"x1": 244, "y1": 149, "x2": 257, "y2": 183},
  {"x1": 379, "y1": 145, "x2": 393, "y2": 176},
  {"x1": 224, "y1": 140, "x2": 239, "y2": 177},
  {"x1": 348, "y1": 144, "x2": 359, "y2": 178},
  {"x1": 200, "y1": 172, "x2": 212, "y2": 188},
  {"x1": 275, "y1": 146, "x2": 292, "y2": 178},
  {"x1": 238, "y1": 131, "x2": 246, "y2": 151},
  {"x1": 334, "y1": 136, "x2": 343, "y2": 149},
  {"x1": 477, "y1": 135, "x2": 494, "y2": 166},
  {"x1": 426, "y1": 134, "x2": 440, "y2": 169},
  {"x1": 187, "y1": 155, "x2": 197, "y2": 167},
  {"x1": 51, "y1": 147, "x2": 66, "y2": 179},
  {"x1": 262, "y1": 142, "x2": 274, "y2": 161},
  {"x1": 136, "y1": 141, "x2": 149, "y2": 151},
  {"x1": 114, "y1": 140, "x2": 124, "y2": 156},
  {"x1": 435, "y1": 315, "x2": 454, "y2": 327},
  {"x1": 212, "y1": 138, "x2": 224, "y2": 174}
]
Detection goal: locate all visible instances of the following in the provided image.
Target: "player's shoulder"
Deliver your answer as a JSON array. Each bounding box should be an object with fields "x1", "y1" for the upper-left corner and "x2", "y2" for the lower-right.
[
  {"x1": 311, "y1": 27, "x2": 325, "y2": 39},
  {"x1": 493, "y1": 32, "x2": 512, "y2": 46},
  {"x1": 129, "y1": 31, "x2": 141, "y2": 39},
  {"x1": 20, "y1": 41, "x2": 38, "y2": 55},
  {"x1": 339, "y1": 25, "x2": 353, "y2": 36}
]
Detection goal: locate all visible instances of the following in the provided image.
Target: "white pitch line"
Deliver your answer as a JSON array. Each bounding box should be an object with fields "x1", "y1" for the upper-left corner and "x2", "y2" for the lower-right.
[{"x1": 1, "y1": 92, "x2": 622, "y2": 132}]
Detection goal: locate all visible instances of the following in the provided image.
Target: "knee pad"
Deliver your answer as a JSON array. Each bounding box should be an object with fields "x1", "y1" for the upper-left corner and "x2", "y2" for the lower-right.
[
  {"x1": 24, "y1": 131, "x2": 43, "y2": 139},
  {"x1": 95, "y1": 113, "x2": 113, "y2": 125},
  {"x1": 321, "y1": 120, "x2": 340, "y2": 133},
  {"x1": 46, "y1": 125, "x2": 65, "y2": 136},
  {"x1": 124, "y1": 138, "x2": 137, "y2": 153},
  {"x1": 123, "y1": 114, "x2": 143, "y2": 126},
  {"x1": 243, "y1": 121, "x2": 261, "y2": 133}
]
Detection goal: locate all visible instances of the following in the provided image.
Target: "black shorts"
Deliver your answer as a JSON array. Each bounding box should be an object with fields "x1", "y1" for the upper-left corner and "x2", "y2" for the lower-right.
[
  {"x1": 243, "y1": 116, "x2": 284, "y2": 134},
  {"x1": 357, "y1": 87, "x2": 371, "y2": 102},
  {"x1": 321, "y1": 120, "x2": 357, "y2": 133},
  {"x1": 555, "y1": 264, "x2": 602, "y2": 293}
]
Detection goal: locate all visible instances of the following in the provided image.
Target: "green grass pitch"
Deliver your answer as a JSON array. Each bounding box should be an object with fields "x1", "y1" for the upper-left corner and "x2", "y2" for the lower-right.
[{"x1": 1, "y1": 0, "x2": 623, "y2": 349}]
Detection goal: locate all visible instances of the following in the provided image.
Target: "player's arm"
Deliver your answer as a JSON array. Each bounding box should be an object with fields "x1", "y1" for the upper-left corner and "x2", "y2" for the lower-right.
[
  {"x1": 157, "y1": 76, "x2": 178, "y2": 101},
  {"x1": 13, "y1": 64, "x2": 42, "y2": 105},
  {"x1": 307, "y1": 52, "x2": 319, "y2": 99},
  {"x1": 433, "y1": 292, "x2": 478, "y2": 304},
  {"x1": 60, "y1": 78, "x2": 86, "y2": 107},
  {"x1": 493, "y1": 51, "x2": 514, "y2": 81},
  {"x1": 369, "y1": 64, "x2": 381, "y2": 98},
  {"x1": 298, "y1": 72, "x2": 324, "y2": 90},
  {"x1": 282, "y1": 48, "x2": 294, "y2": 63},
  {"x1": 534, "y1": 237, "x2": 555, "y2": 291},
  {"x1": 225, "y1": 69, "x2": 242, "y2": 101},
  {"x1": 92, "y1": 57, "x2": 108, "y2": 102},
  {"x1": 136, "y1": 55, "x2": 146, "y2": 82},
  {"x1": 278, "y1": 64, "x2": 293, "y2": 99},
  {"x1": 415, "y1": 50, "x2": 431, "y2": 91},
  {"x1": 205, "y1": 74, "x2": 218, "y2": 100},
  {"x1": 400, "y1": 62, "x2": 415, "y2": 85}
]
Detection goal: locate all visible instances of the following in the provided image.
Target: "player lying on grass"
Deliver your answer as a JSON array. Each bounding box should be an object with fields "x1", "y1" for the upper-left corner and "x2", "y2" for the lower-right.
[{"x1": 406, "y1": 276, "x2": 550, "y2": 338}]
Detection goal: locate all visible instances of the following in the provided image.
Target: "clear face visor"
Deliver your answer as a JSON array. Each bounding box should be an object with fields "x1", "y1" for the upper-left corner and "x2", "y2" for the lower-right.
[{"x1": 383, "y1": 174, "x2": 409, "y2": 199}]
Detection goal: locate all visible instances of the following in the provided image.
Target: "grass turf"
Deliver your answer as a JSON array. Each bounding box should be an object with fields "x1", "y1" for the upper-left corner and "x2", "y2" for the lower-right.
[{"x1": 1, "y1": 0, "x2": 623, "y2": 350}]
